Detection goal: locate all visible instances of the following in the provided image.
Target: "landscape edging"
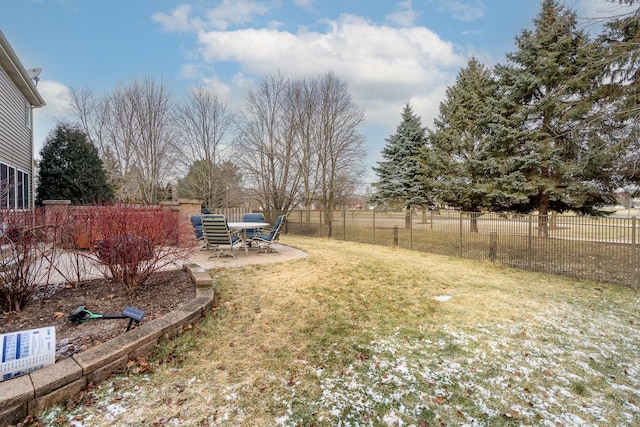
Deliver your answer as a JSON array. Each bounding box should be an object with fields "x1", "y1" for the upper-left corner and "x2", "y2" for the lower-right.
[{"x1": 0, "y1": 263, "x2": 214, "y2": 427}]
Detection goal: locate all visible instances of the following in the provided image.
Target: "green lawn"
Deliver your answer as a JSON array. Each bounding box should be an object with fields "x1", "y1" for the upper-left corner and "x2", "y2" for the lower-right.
[{"x1": 39, "y1": 235, "x2": 640, "y2": 426}]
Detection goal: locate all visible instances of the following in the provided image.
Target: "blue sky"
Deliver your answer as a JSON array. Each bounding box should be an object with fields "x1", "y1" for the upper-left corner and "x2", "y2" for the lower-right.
[{"x1": 1, "y1": 0, "x2": 634, "y2": 183}]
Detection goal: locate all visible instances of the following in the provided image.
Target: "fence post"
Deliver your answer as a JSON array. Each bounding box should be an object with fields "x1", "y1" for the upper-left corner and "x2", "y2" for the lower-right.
[
  {"x1": 343, "y1": 208, "x2": 347, "y2": 241},
  {"x1": 458, "y1": 211, "x2": 463, "y2": 257},
  {"x1": 410, "y1": 209, "x2": 413, "y2": 249},
  {"x1": 527, "y1": 214, "x2": 533, "y2": 269},
  {"x1": 633, "y1": 217, "x2": 637, "y2": 287},
  {"x1": 372, "y1": 209, "x2": 376, "y2": 244},
  {"x1": 489, "y1": 231, "x2": 497, "y2": 262},
  {"x1": 393, "y1": 225, "x2": 399, "y2": 247}
]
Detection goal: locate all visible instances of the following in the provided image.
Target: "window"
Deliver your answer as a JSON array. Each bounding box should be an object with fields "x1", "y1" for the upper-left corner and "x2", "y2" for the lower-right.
[
  {"x1": 0, "y1": 163, "x2": 7, "y2": 208},
  {"x1": 0, "y1": 162, "x2": 30, "y2": 210},
  {"x1": 8, "y1": 166, "x2": 15, "y2": 209},
  {"x1": 17, "y1": 171, "x2": 24, "y2": 209},
  {"x1": 22, "y1": 173, "x2": 29, "y2": 210},
  {"x1": 25, "y1": 102, "x2": 32, "y2": 129}
]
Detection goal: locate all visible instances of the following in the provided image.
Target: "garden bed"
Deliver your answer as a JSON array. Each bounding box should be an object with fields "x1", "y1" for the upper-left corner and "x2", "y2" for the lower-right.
[{"x1": 0, "y1": 269, "x2": 196, "y2": 361}]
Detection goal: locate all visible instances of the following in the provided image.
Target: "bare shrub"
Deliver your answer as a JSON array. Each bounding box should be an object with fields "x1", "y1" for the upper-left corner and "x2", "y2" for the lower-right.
[
  {"x1": 37, "y1": 205, "x2": 99, "y2": 287},
  {"x1": 90, "y1": 204, "x2": 196, "y2": 296},
  {"x1": 0, "y1": 210, "x2": 47, "y2": 311}
]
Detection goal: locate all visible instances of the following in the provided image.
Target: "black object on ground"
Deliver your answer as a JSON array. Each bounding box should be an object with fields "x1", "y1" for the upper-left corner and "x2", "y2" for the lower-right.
[{"x1": 68, "y1": 305, "x2": 145, "y2": 331}]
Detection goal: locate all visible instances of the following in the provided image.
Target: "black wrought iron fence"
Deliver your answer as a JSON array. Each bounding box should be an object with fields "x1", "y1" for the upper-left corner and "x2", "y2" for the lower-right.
[{"x1": 285, "y1": 209, "x2": 640, "y2": 288}]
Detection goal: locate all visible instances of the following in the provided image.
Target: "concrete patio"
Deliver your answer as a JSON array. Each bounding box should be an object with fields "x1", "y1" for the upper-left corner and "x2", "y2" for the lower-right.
[
  {"x1": 38, "y1": 242, "x2": 307, "y2": 285},
  {"x1": 189, "y1": 242, "x2": 307, "y2": 269}
]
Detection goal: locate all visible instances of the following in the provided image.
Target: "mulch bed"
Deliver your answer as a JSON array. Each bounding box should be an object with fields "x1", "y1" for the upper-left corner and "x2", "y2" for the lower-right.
[{"x1": 0, "y1": 269, "x2": 196, "y2": 361}]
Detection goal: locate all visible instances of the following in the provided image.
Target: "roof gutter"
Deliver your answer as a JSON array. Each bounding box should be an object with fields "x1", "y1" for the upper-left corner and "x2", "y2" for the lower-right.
[{"x1": 0, "y1": 30, "x2": 45, "y2": 108}]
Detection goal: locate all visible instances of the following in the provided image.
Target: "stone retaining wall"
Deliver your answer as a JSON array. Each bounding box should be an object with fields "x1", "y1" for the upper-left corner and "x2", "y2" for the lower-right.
[{"x1": 0, "y1": 263, "x2": 214, "y2": 426}]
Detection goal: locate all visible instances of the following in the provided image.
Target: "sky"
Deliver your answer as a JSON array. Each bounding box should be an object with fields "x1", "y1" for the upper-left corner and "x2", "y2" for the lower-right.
[{"x1": 1, "y1": 0, "x2": 636, "y2": 184}]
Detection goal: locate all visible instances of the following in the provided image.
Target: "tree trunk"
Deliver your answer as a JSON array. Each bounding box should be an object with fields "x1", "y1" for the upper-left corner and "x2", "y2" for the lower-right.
[
  {"x1": 325, "y1": 210, "x2": 333, "y2": 238},
  {"x1": 404, "y1": 208, "x2": 411, "y2": 229},
  {"x1": 538, "y1": 192, "x2": 549, "y2": 237},
  {"x1": 470, "y1": 212, "x2": 480, "y2": 233}
]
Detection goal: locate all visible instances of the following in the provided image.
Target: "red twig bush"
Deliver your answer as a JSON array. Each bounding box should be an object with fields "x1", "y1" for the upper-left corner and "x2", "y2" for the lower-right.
[
  {"x1": 89, "y1": 204, "x2": 196, "y2": 296},
  {"x1": 0, "y1": 209, "x2": 47, "y2": 311}
]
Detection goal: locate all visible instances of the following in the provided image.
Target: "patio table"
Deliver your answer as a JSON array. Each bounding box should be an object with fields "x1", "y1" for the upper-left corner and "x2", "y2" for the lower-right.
[{"x1": 228, "y1": 222, "x2": 270, "y2": 254}]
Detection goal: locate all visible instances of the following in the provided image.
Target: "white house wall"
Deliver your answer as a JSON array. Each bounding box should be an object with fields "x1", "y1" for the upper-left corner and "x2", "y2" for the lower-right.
[{"x1": 0, "y1": 64, "x2": 33, "y2": 174}]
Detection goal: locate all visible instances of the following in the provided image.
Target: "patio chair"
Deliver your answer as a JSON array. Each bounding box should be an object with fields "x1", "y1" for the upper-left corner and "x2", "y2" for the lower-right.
[
  {"x1": 250, "y1": 214, "x2": 286, "y2": 254},
  {"x1": 242, "y1": 212, "x2": 266, "y2": 245},
  {"x1": 189, "y1": 214, "x2": 203, "y2": 240},
  {"x1": 201, "y1": 214, "x2": 240, "y2": 258}
]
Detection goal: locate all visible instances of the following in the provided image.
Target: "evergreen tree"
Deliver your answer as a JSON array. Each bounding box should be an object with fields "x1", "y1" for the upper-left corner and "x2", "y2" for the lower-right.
[
  {"x1": 427, "y1": 57, "x2": 496, "y2": 224},
  {"x1": 484, "y1": 0, "x2": 616, "y2": 236},
  {"x1": 370, "y1": 103, "x2": 431, "y2": 222},
  {"x1": 596, "y1": 10, "x2": 640, "y2": 189},
  {"x1": 36, "y1": 123, "x2": 114, "y2": 205}
]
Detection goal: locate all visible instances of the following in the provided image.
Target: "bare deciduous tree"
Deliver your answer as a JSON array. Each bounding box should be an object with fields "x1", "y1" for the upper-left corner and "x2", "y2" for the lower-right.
[
  {"x1": 235, "y1": 71, "x2": 366, "y2": 225},
  {"x1": 66, "y1": 77, "x2": 177, "y2": 203},
  {"x1": 292, "y1": 77, "x2": 323, "y2": 227},
  {"x1": 128, "y1": 77, "x2": 177, "y2": 204},
  {"x1": 314, "y1": 72, "x2": 366, "y2": 232},
  {"x1": 174, "y1": 86, "x2": 236, "y2": 208},
  {"x1": 235, "y1": 72, "x2": 302, "y2": 214}
]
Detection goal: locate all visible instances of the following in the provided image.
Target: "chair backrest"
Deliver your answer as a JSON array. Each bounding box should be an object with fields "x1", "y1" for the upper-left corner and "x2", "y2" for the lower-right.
[
  {"x1": 266, "y1": 214, "x2": 286, "y2": 241},
  {"x1": 201, "y1": 214, "x2": 234, "y2": 245},
  {"x1": 243, "y1": 212, "x2": 265, "y2": 223},
  {"x1": 242, "y1": 212, "x2": 265, "y2": 238},
  {"x1": 190, "y1": 215, "x2": 203, "y2": 239}
]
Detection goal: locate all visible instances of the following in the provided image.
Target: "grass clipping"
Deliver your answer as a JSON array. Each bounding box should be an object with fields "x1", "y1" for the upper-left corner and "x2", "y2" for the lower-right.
[{"x1": 42, "y1": 236, "x2": 640, "y2": 426}]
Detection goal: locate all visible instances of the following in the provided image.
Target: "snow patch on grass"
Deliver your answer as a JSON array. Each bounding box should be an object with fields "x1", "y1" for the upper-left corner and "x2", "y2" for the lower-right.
[{"x1": 270, "y1": 310, "x2": 640, "y2": 425}]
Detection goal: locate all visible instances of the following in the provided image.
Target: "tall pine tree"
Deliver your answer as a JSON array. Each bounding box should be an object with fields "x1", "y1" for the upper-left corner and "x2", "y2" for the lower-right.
[
  {"x1": 36, "y1": 123, "x2": 113, "y2": 205},
  {"x1": 484, "y1": 0, "x2": 616, "y2": 236},
  {"x1": 427, "y1": 57, "x2": 496, "y2": 230},
  {"x1": 371, "y1": 103, "x2": 431, "y2": 224},
  {"x1": 597, "y1": 10, "x2": 640, "y2": 192}
]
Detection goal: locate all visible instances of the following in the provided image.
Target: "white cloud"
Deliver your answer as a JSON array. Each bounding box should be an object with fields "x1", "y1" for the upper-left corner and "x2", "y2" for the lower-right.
[
  {"x1": 293, "y1": 0, "x2": 314, "y2": 9},
  {"x1": 153, "y1": 4, "x2": 200, "y2": 32},
  {"x1": 33, "y1": 79, "x2": 72, "y2": 154},
  {"x1": 195, "y1": 13, "x2": 464, "y2": 127},
  {"x1": 385, "y1": 0, "x2": 419, "y2": 27},
  {"x1": 572, "y1": 0, "x2": 637, "y2": 19},
  {"x1": 435, "y1": 0, "x2": 485, "y2": 22},
  {"x1": 461, "y1": 29, "x2": 482, "y2": 36},
  {"x1": 204, "y1": 0, "x2": 270, "y2": 30},
  {"x1": 198, "y1": 75, "x2": 235, "y2": 103},
  {"x1": 35, "y1": 80, "x2": 72, "y2": 128},
  {"x1": 154, "y1": 0, "x2": 270, "y2": 32},
  {"x1": 179, "y1": 62, "x2": 202, "y2": 80}
]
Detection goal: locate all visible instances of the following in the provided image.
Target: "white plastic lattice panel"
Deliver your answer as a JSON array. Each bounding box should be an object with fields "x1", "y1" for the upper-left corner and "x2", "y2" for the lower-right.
[{"x1": 1, "y1": 326, "x2": 56, "y2": 381}]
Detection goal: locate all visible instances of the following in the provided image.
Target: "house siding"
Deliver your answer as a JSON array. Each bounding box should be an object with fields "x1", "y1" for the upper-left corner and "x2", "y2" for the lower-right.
[
  {"x1": 0, "y1": 65, "x2": 33, "y2": 174},
  {"x1": 0, "y1": 68, "x2": 33, "y2": 206},
  {"x1": 0, "y1": 30, "x2": 43, "y2": 210}
]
